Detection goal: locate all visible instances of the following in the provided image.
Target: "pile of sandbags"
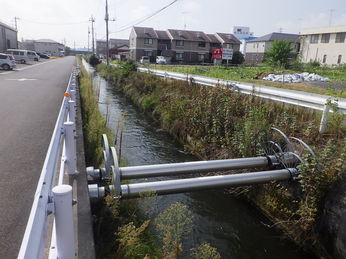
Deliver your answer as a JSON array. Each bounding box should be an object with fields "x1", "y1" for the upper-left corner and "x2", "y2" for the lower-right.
[{"x1": 263, "y1": 72, "x2": 330, "y2": 83}]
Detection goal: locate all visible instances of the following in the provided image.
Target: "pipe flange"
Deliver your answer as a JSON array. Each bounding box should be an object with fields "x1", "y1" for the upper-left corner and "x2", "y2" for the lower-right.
[
  {"x1": 102, "y1": 134, "x2": 111, "y2": 176},
  {"x1": 110, "y1": 146, "x2": 121, "y2": 196}
]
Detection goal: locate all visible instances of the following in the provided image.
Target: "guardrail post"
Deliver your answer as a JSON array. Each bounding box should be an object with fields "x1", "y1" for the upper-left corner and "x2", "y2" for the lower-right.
[
  {"x1": 68, "y1": 100, "x2": 76, "y2": 124},
  {"x1": 70, "y1": 90, "x2": 76, "y2": 102},
  {"x1": 64, "y1": 122, "x2": 77, "y2": 174},
  {"x1": 319, "y1": 104, "x2": 330, "y2": 134},
  {"x1": 52, "y1": 185, "x2": 75, "y2": 259}
]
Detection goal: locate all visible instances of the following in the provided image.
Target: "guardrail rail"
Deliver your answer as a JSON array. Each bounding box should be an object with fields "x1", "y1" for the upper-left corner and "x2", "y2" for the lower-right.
[{"x1": 18, "y1": 67, "x2": 79, "y2": 259}]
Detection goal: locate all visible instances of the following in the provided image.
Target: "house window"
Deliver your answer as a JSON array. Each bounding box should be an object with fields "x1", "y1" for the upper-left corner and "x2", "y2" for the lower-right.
[
  {"x1": 144, "y1": 38, "x2": 153, "y2": 45},
  {"x1": 144, "y1": 51, "x2": 152, "y2": 56},
  {"x1": 337, "y1": 55, "x2": 342, "y2": 64},
  {"x1": 198, "y1": 42, "x2": 206, "y2": 47},
  {"x1": 335, "y1": 32, "x2": 346, "y2": 43},
  {"x1": 225, "y1": 43, "x2": 233, "y2": 49},
  {"x1": 7, "y1": 39, "x2": 10, "y2": 48},
  {"x1": 310, "y1": 34, "x2": 319, "y2": 43},
  {"x1": 322, "y1": 55, "x2": 327, "y2": 63},
  {"x1": 198, "y1": 53, "x2": 204, "y2": 62},
  {"x1": 176, "y1": 52, "x2": 183, "y2": 60},
  {"x1": 321, "y1": 34, "x2": 330, "y2": 43},
  {"x1": 176, "y1": 40, "x2": 184, "y2": 47}
]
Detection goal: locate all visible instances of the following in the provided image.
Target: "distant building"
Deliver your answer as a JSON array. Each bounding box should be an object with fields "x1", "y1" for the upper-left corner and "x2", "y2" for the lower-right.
[
  {"x1": 233, "y1": 26, "x2": 254, "y2": 40},
  {"x1": 23, "y1": 39, "x2": 65, "y2": 56},
  {"x1": 0, "y1": 21, "x2": 18, "y2": 52},
  {"x1": 96, "y1": 39, "x2": 129, "y2": 58},
  {"x1": 300, "y1": 25, "x2": 346, "y2": 65},
  {"x1": 245, "y1": 32, "x2": 300, "y2": 64},
  {"x1": 240, "y1": 36, "x2": 257, "y2": 55},
  {"x1": 129, "y1": 26, "x2": 241, "y2": 63}
]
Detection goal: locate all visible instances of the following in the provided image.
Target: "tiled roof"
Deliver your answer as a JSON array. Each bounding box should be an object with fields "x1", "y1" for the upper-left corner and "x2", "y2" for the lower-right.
[
  {"x1": 206, "y1": 34, "x2": 220, "y2": 43},
  {"x1": 215, "y1": 33, "x2": 241, "y2": 44},
  {"x1": 133, "y1": 27, "x2": 158, "y2": 38},
  {"x1": 155, "y1": 30, "x2": 170, "y2": 40},
  {"x1": 248, "y1": 33, "x2": 299, "y2": 43},
  {"x1": 167, "y1": 29, "x2": 210, "y2": 42}
]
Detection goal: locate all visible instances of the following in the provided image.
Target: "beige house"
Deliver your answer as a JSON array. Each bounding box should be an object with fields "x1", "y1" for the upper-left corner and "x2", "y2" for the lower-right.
[
  {"x1": 245, "y1": 33, "x2": 300, "y2": 63},
  {"x1": 300, "y1": 25, "x2": 346, "y2": 65}
]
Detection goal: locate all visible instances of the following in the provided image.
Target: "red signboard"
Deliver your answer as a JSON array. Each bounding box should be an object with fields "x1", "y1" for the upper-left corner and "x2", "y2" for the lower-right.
[{"x1": 212, "y1": 48, "x2": 222, "y2": 59}]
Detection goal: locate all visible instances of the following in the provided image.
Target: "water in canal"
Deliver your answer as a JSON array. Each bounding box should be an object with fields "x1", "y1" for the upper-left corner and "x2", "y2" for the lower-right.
[{"x1": 92, "y1": 73, "x2": 314, "y2": 259}]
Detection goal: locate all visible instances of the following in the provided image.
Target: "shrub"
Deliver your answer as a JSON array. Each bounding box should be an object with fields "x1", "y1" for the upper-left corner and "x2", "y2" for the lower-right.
[
  {"x1": 89, "y1": 54, "x2": 101, "y2": 67},
  {"x1": 191, "y1": 243, "x2": 221, "y2": 259},
  {"x1": 265, "y1": 40, "x2": 293, "y2": 68},
  {"x1": 231, "y1": 51, "x2": 245, "y2": 64},
  {"x1": 156, "y1": 202, "x2": 193, "y2": 258}
]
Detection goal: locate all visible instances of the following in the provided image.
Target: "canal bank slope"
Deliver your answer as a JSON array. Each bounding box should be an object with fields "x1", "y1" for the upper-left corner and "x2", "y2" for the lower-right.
[{"x1": 96, "y1": 61, "x2": 345, "y2": 258}]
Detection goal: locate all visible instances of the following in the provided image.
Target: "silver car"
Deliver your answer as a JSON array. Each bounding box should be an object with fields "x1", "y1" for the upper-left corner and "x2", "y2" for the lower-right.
[{"x1": 0, "y1": 53, "x2": 16, "y2": 70}]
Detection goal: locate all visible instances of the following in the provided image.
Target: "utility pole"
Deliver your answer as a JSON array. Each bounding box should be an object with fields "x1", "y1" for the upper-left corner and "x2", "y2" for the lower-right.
[
  {"x1": 89, "y1": 16, "x2": 95, "y2": 54},
  {"x1": 14, "y1": 17, "x2": 19, "y2": 48},
  {"x1": 14, "y1": 17, "x2": 19, "y2": 31},
  {"x1": 88, "y1": 27, "x2": 90, "y2": 53},
  {"x1": 105, "y1": 0, "x2": 110, "y2": 65},
  {"x1": 329, "y1": 9, "x2": 334, "y2": 27}
]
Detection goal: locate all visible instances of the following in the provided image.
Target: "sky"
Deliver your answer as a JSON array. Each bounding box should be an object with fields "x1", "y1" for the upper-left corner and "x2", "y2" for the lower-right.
[{"x1": 0, "y1": 0, "x2": 346, "y2": 49}]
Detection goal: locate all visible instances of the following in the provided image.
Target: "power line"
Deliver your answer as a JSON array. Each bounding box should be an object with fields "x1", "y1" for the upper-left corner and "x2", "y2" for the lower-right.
[
  {"x1": 110, "y1": 0, "x2": 178, "y2": 34},
  {"x1": 19, "y1": 18, "x2": 88, "y2": 26}
]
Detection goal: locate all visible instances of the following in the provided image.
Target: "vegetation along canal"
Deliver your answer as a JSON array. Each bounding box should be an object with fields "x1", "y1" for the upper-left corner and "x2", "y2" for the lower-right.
[{"x1": 91, "y1": 72, "x2": 315, "y2": 258}]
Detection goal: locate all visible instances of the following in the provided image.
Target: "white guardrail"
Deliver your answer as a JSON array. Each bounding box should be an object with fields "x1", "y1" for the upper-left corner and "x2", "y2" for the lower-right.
[
  {"x1": 18, "y1": 68, "x2": 79, "y2": 259},
  {"x1": 138, "y1": 67, "x2": 346, "y2": 133}
]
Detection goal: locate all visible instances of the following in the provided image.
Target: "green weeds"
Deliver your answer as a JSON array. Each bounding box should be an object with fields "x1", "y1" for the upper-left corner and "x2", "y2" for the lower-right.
[{"x1": 97, "y1": 62, "x2": 345, "y2": 256}]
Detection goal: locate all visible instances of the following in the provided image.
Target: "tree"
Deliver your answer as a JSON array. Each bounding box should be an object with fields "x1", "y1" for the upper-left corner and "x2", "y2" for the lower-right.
[
  {"x1": 265, "y1": 40, "x2": 293, "y2": 68},
  {"x1": 231, "y1": 51, "x2": 244, "y2": 64}
]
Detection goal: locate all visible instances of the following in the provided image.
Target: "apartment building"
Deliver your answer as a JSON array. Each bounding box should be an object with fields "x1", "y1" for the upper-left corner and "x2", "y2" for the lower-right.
[
  {"x1": 129, "y1": 26, "x2": 241, "y2": 63},
  {"x1": 245, "y1": 32, "x2": 300, "y2": 64},
  {"x1": 300, "y1": 25, "x2": 346, "y2": 65},
  {"x1": 0, "y1": 21, "x2": 18, "y2": 52}
]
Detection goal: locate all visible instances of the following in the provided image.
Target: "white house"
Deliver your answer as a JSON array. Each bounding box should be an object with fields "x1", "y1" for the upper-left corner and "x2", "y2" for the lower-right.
[{"x1": 300, "y1": 25, "x2": 346, "y2": 65}]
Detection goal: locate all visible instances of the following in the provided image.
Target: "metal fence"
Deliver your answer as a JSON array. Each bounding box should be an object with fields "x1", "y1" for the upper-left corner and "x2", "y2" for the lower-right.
[
  {"x1": 137, "y1": 67, "x2": 346, "y2": 133},
  {"x1": 18, "y1": 68, "x2": 79, "y2": 259}
]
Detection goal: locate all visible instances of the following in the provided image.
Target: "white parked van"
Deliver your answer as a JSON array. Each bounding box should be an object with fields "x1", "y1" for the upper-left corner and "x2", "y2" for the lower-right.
[{"x1": 6, "y1": 49, "x2": 30, "y2": 64}]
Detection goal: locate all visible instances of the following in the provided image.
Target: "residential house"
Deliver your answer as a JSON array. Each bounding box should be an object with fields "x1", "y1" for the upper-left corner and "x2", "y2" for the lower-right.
[
  {"x1": 129, "y1": 27, "x2": 158, "y2": 62},
  {"x1": 167, "y1": 29, "x2": 211, "y2": 63},
  {"x1": 96, "y1": 39, "x2": 129, "y2": 58},
  {"x1": 23, "y1": 39, "x2": 65, "y2": 56},
  {"x1": 245, "y1": 32, "x2": 300, "y2": 64},
  {"x1": 129, "y1": 26, "x2": 241, "y2": 63},
  {"x1": 0, "y1": 21, "x2": 18, "y2": 52},
  {"x1": 300, "y1": 25, "x2": 346, "y2": 65}
]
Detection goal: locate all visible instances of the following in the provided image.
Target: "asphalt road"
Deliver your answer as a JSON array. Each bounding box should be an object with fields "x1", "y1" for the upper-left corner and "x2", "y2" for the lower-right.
[{"x1": 0, "y1": 56, "x2": 75, "y2": 258}]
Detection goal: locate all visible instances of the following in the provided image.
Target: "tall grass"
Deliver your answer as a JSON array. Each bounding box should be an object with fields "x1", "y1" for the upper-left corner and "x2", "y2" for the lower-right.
[
  {"x1": 98, "y1": 63, "x2": 346, "y2": 257},
  {"x1": 78, "y1": 61, "x2": 112, "y2": 167}
]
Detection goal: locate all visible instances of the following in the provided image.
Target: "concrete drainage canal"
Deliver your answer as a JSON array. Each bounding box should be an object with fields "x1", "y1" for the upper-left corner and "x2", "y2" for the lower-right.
[{"x1": 86, "y1": 72, "x2": 316, "y2": 258}]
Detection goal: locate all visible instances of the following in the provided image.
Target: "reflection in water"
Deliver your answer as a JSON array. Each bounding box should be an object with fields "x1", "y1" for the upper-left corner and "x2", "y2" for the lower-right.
[{"x1": 92, "y1": 73, "x2": 314, "y2": 259}]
